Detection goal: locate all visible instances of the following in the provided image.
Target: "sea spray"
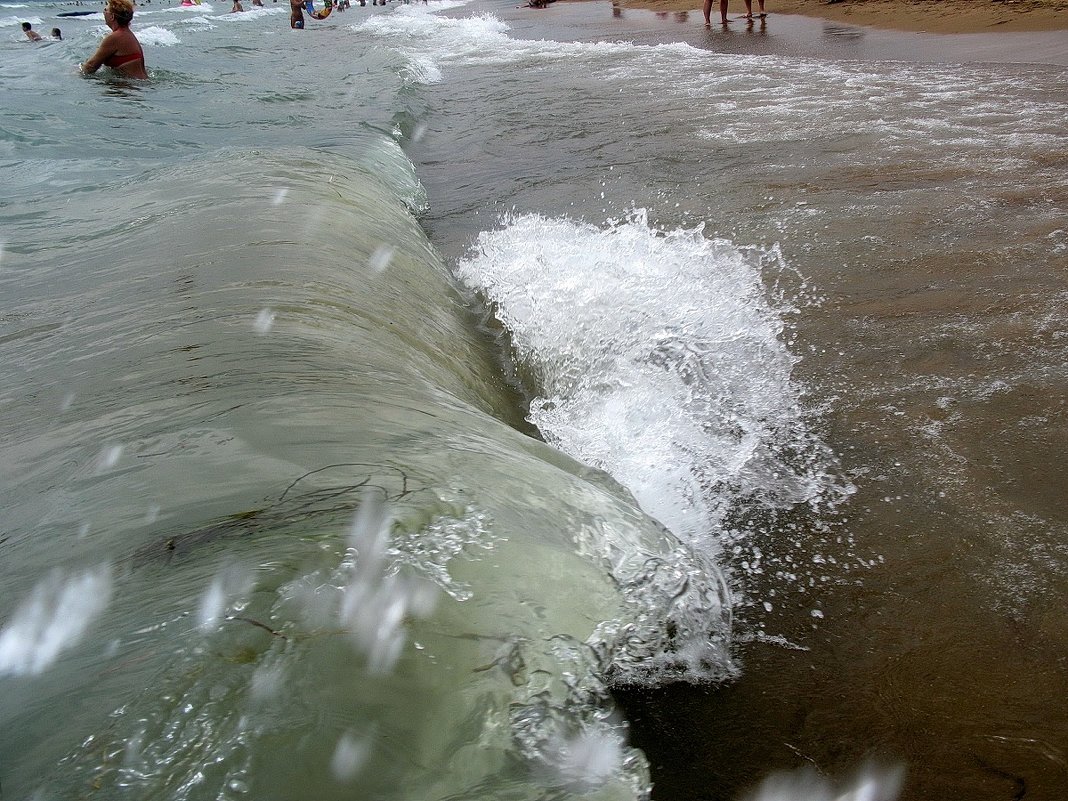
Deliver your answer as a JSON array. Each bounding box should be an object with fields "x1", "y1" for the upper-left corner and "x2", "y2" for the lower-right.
[
  {"x1": 455, "y1": 210, "x2": 850, "y2": 546},
  {"x1": 0, "y1": 566, "x2": 112, "y2": 677}
]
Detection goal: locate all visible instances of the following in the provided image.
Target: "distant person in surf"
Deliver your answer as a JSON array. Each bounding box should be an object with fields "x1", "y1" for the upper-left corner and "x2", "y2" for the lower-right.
[
  {"x1": 80, "y1": 0, "x2": 148, "y2": 78},
  {"x1": 52, "y1": 27, "x2": 63, "y2": 39},
  {"x1": 232, "y1": 0, "x2": 245, "y2": 10},
  {"x1": 22, "y1": 22, "x2": 43, "y2": 41},
  {"x1": 290, "y1": 0, "x2": 305, "y2": 27}
]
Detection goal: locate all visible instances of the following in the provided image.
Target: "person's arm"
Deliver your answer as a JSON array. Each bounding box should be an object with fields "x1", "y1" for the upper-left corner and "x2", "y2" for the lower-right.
[{"x1": 81, "y1": 33, "x2": 118, "y2": 74}]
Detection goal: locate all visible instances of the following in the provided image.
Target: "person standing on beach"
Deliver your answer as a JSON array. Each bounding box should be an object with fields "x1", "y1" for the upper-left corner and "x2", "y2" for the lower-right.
[
  {"x1": 290, "y1": 0, "x2": 305, "y2": 28},
  {"x1": 80, "y1": 0, "x2": 148, "y2": 79},
  {"x1": 703, "y1": 0, "x2": 727, "y2": 25},
  {"x1": 22, "y1": 22, "x2": 43, "y2": 41},
  {"x1": 743, "y1": 0, "x2": 766, "y2": 19},
  {"x1": 704, "y1": 0, "x2": 766, "y2": 25}
]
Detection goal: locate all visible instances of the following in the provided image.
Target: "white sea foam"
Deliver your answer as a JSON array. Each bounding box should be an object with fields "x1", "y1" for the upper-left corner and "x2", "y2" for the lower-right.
[
  {"x1": 456, "y1": 211, "x2": 848, "y2": 551},
  {"x1": 2, "y1": 13, "x2": 39, "y2": 27},
  {"x1": 135, "y1": 25, "x2": 180, "y2": 46},
  {"x1": 0, "y1": 566, "x2": 113, "y2": 677}
]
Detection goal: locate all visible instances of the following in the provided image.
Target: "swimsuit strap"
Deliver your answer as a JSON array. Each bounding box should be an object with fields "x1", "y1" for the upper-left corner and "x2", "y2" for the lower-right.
[{"x1": 106, "y1": 41, "x2": 144, "y2": 67}]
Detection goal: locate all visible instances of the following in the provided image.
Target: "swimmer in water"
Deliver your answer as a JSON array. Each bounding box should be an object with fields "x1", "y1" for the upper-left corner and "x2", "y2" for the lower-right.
[
  {"x1": 80, "y1": 0, "x2": 148, "y2": 79},
  {"x1": 290, "y1": 0, "x2": 305, "y2": 28}
]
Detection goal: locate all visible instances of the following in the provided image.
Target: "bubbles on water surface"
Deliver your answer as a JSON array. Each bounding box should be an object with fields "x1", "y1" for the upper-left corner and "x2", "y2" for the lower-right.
[{"x1": 0, "y1": 565, "x2": 112, "y2": 677}]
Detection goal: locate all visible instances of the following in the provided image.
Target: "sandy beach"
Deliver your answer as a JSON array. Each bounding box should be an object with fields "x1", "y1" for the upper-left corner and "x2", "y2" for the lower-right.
[{"x1": 615, "y1": 0, "x2": 1068, "y2": 33}]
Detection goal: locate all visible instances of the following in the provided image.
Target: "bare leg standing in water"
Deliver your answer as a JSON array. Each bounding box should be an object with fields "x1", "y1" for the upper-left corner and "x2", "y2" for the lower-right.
[
  {"x1": 742, "y1": 0, "x2": 767, "y2": 18},
  {"x1": 703, "y1": 0, "x2": 728, "y2": 25}
]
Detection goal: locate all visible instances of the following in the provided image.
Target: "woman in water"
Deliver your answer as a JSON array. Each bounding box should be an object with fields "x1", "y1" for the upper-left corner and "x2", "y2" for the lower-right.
[{"x1": 80, "y1": 0, "x2": 148, "y2": 79}]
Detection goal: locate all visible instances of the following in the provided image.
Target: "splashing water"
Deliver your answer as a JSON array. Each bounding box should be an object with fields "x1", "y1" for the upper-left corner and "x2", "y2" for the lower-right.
[
  {"x1": 456, "y1": 211, "x2": 850, "y2": 551},
  {"x1": 0, "y1": 566, "x2": 112, "y2": 677},
  {"x1": 741, "y1": 764, "x2": 905, "y2": 801},
  {"x1": 336, "y1": 493, "x2": 437, "y2": 674}
]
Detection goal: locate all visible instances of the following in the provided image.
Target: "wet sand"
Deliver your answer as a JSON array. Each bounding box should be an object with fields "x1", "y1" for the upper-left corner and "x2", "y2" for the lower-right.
[
  {"x1": 615, "y1": 0, "x2": 1068, "y2": 33},
  {"x1": 512, "y1": 4, "x2": 1068, "y2": 801},
  {"x1": 539, "y1": 0, "x2": 1068, "y2": 66}
]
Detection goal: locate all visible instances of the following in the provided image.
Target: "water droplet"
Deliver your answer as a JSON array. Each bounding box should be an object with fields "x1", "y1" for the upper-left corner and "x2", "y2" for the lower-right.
[
  {"x1": 96, "y1": 445, "x2": 123, "y2": 472},
  {"x1": 254, "y1": 309, "x2": 276, "y2": 333},
  {"x1": 369, "y1": 245, "x2": 395, "y2": 274},
  {"x1": 0, "y1": 566, "x2": 113, "y2": 676},
  {"x1": 331, "y1": 732, "x2": 369, "y2": 781}
]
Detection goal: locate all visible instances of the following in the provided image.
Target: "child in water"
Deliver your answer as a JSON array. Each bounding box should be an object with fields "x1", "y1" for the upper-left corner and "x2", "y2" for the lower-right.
[
  {"x1": 22, "y1": 22, "x2": 43, "y2": 41},
  {"x1": 289, "y1": 0, "x2": 305, "y2": 28}
]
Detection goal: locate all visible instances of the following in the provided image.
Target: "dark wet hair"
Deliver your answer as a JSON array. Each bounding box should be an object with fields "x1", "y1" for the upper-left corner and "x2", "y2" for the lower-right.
[{"x1": 22, "y1": 21, "x2": 32, "y2": 30}]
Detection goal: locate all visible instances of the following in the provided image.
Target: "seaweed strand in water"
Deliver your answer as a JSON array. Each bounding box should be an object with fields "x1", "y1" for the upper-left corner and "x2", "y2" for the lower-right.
[{"x1": 128, "y1": 463, "x2": 428, "y2": 567}]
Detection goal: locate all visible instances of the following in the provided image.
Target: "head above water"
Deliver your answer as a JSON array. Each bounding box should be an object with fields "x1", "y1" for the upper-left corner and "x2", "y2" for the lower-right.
[
  {"x1": 22, "y1": 21, "x2": 32, "y2": 31},
  {"x1": 106, "y1": 0, "x2": 135, "y2": 26}
]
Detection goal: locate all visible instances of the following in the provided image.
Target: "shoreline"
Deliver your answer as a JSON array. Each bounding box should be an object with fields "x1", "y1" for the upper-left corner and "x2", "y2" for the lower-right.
[{"x1": 611, "y1": 0, "x2": 1068, "y2": 34}]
